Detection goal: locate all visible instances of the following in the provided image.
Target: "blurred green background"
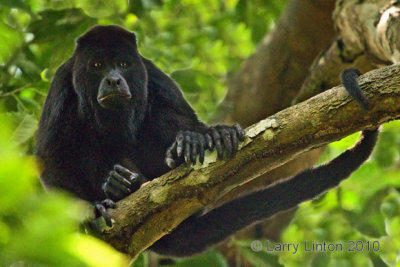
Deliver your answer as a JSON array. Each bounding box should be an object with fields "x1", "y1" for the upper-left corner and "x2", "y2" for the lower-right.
[{"x1": 0, "y1": 0, "x2": 399, "y2": 266}]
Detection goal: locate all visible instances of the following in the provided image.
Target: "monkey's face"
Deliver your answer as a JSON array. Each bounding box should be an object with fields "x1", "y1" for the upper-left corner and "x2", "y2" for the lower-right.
[
  {"x1": 87, "y1": 54, "x2": 135, "y2": 110},
  {"x1": 71, "y1": 25, "x2": 148, "y2": 114}
]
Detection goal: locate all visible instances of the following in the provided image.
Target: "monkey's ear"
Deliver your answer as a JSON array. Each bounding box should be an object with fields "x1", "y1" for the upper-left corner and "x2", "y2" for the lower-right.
[{"x1": 76, "y1": 25, "x2": 137, "y2": 49}]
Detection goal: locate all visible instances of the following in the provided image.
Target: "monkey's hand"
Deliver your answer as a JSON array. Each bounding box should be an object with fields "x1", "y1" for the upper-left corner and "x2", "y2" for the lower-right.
[
  {"x1": 102, "y1": 164, "x2": 146, "y2": 201},
  {"x1": 165, "y1": 124, "x2": 245, "y2": 168},
  {"x1": 94, "y1": 199, "x2": 116, "y2": 227},
  {"x1": 97, "y1": 164, "x2": 147, "y2": 226},
  {"x1": 207, "y1": 124, "x2": 246, "y2": 160}
]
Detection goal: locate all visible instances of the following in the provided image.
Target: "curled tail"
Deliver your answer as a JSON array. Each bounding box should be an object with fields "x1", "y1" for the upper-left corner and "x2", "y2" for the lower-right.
[
  {"x1": 341, "y1": 68, "x2": 370, "y2": 110},
  {"x1": 150, "y1": 68, "x2": 378, "y2": 257}
]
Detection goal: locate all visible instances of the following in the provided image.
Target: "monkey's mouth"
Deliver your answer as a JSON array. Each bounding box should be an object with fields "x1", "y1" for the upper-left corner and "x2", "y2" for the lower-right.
[
  {"x1": 97, "y1": 93, "x2": 131, "y2": 102},
  {"x1": 97, "y1": 93, "x2": 132, "y2": 109}
]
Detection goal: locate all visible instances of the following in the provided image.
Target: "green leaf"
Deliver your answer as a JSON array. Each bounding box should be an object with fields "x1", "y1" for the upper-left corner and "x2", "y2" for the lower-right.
[
  {"x1": 129, "y1": 252, "x2": 148, "y2": 267},
  {"x1": 171, "y1": 69, "x2": 203, "y2": 93},
  {"x1": 28, "y1": 8, "x2": 95, "y2": 43},
  {"x1": 235, "y1": 240, "x2": 284, "y2": 267},
  {"x1": 0, "y1": 0, "x2": 31, "y2": 11},
  {"x1": 310, "y1": 252, "x2": 331, "y2": 267},
  {"x1": 6, "y1": 112, "x2": 38, "y2": 145},
  {"x1": 0, "y1": 20, "x2": 23, "y2": 64},
  {"x1": 171, "y1": 250, "x2": 228, "y2": 267},
  {"x1": 374, "y1": 131, "x2": 399, "y2": 168}
]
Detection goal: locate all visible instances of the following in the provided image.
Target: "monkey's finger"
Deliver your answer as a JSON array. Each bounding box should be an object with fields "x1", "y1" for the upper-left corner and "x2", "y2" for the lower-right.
[
  {"x1": 102, "y1": 177, "x2": 112, "y2": 196},
  {"x1": 129, "y1": 173, "x2": 144, "y2": 191},
  {"x1": 109, "y1": 172, "x2": 131, "y2": 195},
  {"x1": 102, "y1": 178, "x2": 125, "y2": 202},
  {"x1": 165, "y1": 157, "x2": 176, "y2": 169},
  {"x1": 101, "y1": 198, "x2": 116, "y2": 209},
  {"x1": 110, "y1": 171, "x2": 132, "y2": 189},
  {"x1": 95, "y1": 203, "x2": 113, "y2": 227},
  {"x1": 198, "y1": 133, "x2": 206, "y2": 164},
  {"x1": 210, "y1": 127, "x2": 223, "y2": 160},
  {"x1": 229, "y1": 128, "x2": 239, "y2": 153},
  {"x1": 114, "y1": 164, "x2": 134, "y2": 178},
  {"x1": 220, "y1": 128, "x2": 232, "y2": 158},
  {"x1": 234, "y1": 123, "x2": 246, "y2": 141},
  {"x1": 102, "y1": 177, "x2": 120, "y2": 198},
  {"x1": 165, "y1": 141, "x2": 177, "y2": 169},
  {"x1": 184, "y1": 133, "x2": 191, "y2": 164},
  {"x1": 190, "y1": 132, "x2": 199, "y2": 164},
  {"x1": 205, "y1": 133, "x2": 214, "y2": 151},
  {"x1": 191, "y1": 144, "x2": 197, "y2": 164},
  {"x1": 106, "y1": 185, "x2": 127, "y2": 201},
  {"x1": 176, "y1": 131, "x2": 185, "y2": 157}
]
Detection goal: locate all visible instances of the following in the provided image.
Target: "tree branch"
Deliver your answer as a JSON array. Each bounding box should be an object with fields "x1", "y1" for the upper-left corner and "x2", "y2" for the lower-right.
[
  {"x1": 294, "y1": 0, "x2": 400, "y2": 103},
  {"x1": 335, "y1": 0, "x2": 400, "y2": 64},
  {"x1": 98, "y1": 64, "x2": 400, "y2": 258}
]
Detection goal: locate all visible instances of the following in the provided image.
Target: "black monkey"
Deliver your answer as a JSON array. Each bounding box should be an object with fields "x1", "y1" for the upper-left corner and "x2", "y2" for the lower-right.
[
  {"x1": 37, "y1": 25, "x2": 245, "y2": 222},
  {"x1": 36, "y1": 25, "x2": 377, "y2": 257}
]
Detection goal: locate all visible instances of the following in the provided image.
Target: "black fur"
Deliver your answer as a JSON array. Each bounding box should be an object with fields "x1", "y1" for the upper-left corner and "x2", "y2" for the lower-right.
[
  {"x1": 37, "y1": 25, "x2": 243, "y2": 204},
  {"x1": 36, "y1": 25, "x2": 377, "y2": 257},
  {"x1": 341, "y1": 68, "x2": 369, "y2": 110}
]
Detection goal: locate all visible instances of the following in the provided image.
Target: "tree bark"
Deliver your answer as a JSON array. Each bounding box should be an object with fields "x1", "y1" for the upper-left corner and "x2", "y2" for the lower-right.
[
  {"x1": 295, "y1": 0, "x2": 400, "y2": 103},
  {"x1": 98, "y1": 64, "x2": 400, "y2": 258}
]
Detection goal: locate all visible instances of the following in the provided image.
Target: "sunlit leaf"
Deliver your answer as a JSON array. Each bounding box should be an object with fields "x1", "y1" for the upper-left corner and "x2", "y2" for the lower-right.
[
  {"x1": 6, "y1": 112, "x2": 38, "y2": 145},
  {"x1": 0, "y1": 20, "x2": 22, "y2": 64},
  {"x1": 171, "y1": 249, "x2": 228, "y2": 267}
]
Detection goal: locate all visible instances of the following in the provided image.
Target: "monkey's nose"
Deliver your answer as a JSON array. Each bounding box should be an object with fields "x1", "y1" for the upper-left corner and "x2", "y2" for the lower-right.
[{"x1": 105, "y1": 76, "x2": 121, "y2": 87}]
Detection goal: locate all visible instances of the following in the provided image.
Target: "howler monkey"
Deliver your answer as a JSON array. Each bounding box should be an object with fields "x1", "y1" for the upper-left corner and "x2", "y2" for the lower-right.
[{"x1": 36, "y1": 25, "x2": 378, "y2": 257}]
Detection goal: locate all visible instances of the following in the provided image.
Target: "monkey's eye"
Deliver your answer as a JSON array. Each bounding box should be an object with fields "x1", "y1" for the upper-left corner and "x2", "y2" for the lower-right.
[
  {"x1": 120, "y1": 61, "x2": 128, "y2": 68},
  {"x1": 90, "y1": 61, "x2": 103, "y2": 70},
  {"x1": 93, "y1": 62, "x2": 102, "y2": 69}
]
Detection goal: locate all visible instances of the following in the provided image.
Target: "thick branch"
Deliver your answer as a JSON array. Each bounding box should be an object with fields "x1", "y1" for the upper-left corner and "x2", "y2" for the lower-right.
[
  {"x1": 335, "y1": 0, "x2": 400, "y2": 64},
  {"x1": 295, "y1": 0, "x2": 400, "y2": 103},
  {"x1": 99, "y1": 64, "x2": 400, "y2": 257}
]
